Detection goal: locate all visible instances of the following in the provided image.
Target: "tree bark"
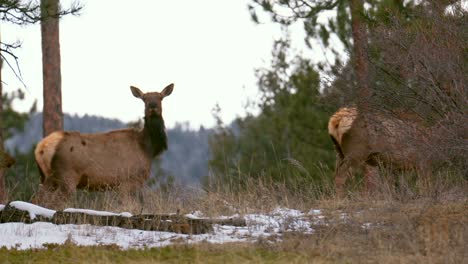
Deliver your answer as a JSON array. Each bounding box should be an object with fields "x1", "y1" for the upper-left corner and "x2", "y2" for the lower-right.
[
  {"x1": 41, "y1": 0, "x2": 63, "y2": 137},
  {"x1": 350, "y1": 0, "x2": 371, "y2": 110},
  {"x1": 347, "y1": 0, "x2": 374, "y2": 195}
]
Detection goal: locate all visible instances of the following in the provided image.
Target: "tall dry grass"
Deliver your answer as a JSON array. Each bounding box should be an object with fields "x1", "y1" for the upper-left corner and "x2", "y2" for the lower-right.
[{"x1": 53, "y1": 163, "x2": 468, "y2": 217}]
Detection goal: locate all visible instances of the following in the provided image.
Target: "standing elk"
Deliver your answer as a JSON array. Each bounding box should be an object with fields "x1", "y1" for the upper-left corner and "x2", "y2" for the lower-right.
[
  {"x1": 33, "y1": 83, "x2": 174, "y2": 207},
  {"x1": 328, "y1": 107, "x2": 434, "y2": 196}
]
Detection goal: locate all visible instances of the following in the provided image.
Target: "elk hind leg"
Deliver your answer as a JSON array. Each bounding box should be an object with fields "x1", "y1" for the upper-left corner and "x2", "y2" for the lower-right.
[
  {"x1": 417, "y1": 163, "x2": 433, "y2": 194},
  {"x1": 33, "y1": 172, "x2": 78, "y2": 209}
]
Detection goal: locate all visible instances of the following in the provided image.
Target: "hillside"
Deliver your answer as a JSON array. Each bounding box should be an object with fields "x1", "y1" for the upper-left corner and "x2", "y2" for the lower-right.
[{"x1": 5, "y1": 113, "x2": 212, "y2": 186}]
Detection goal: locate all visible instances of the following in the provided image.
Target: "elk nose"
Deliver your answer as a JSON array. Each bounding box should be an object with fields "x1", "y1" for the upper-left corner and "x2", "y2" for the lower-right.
[{"x1": 148, "y1": 102, "x2": 157, "y2": 109}]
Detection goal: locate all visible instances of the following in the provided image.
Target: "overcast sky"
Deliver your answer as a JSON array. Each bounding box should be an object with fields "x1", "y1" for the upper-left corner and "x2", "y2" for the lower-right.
[{"x1": 2, "y1": 0, "x2": 323, "y2": 129}]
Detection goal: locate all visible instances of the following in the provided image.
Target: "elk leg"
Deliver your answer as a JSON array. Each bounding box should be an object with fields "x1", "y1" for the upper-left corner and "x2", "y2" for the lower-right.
[
  {"x1": 33, "y1": 172, "x2": 78, "y2": 209},
  {"x1": 56, "y1": 180, "x2": 77, "y2": 207},
  {"x1": 363, "y1": 163, "x2": 379, "y2": 194},
  {"x1": 32, "y1": 182, "x2": 59, "y2": 208},
  {"x1": 335, "y1": 158, "x2": 352, "y2": 197},
  {"x1": 417, "y1": 164, "x2": 432, "y2": 193},
  {"x1": 115, "y1": 184, "x2": 133, "y2": 205},
  {"x1": 32, "y1": 175, "x2": 55, "y2": 206}
]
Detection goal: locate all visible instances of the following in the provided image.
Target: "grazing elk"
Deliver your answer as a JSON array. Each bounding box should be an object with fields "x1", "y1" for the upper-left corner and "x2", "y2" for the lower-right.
[
  {"x1": 33, "y1": 83, "x2": 174, "y2": 207},
  {"x1": 328, "y1": 107, "x2": 433, "y2": 196}
]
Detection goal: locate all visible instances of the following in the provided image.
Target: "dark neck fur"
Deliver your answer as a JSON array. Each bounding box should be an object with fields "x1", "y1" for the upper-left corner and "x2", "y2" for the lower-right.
[{"x1": 142, "y1": 115, "x2": 168, "y2": 157}]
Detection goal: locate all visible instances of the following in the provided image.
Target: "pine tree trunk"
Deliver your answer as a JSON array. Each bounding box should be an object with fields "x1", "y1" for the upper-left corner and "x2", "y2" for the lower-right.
[
  {"x1": 41, "y1": 0, "x2": 63, "y2": 137},
  {"x1": 350, "y1": 0, "x2": 371, "y2": 108},
  {"x1": 349, "y1": 0, "x2": 376, "y2": 192}
]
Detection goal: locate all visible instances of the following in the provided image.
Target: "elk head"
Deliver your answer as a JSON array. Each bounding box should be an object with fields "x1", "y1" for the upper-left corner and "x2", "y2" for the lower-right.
[{"x1": 130, "y1": 83, "x2": 174, "y2": 117}]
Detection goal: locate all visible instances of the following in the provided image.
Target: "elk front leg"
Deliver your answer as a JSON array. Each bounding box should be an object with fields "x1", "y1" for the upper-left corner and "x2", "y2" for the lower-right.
[
  {"x1": 417, "y1": 163, "x2": 433, "y2": 194},
  {"x1": 335, "y1": 157, "x2": 352, "y2": 198},
  {"x1": 363, "y1": 163, "x2": 379, "y2": 194}
]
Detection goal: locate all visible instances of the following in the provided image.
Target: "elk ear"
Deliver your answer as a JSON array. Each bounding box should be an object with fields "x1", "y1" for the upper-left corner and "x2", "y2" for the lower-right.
[
  {"x1": 161, "y1": 83, "x2": 174, "y2": 98},
  {"x1": 130, "y1": 86, "x2": 144, "y2": 99}
]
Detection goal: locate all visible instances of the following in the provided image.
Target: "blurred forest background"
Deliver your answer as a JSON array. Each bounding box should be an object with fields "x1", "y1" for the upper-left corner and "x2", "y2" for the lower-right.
[{"x1": 1, "y1": 0, "x2": 466, "y2": 201}]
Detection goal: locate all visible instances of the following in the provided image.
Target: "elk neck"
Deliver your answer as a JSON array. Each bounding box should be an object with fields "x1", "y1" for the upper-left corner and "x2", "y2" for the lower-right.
[{"x1": 142, "y1": 114, "x2": 168, "y2": 157}]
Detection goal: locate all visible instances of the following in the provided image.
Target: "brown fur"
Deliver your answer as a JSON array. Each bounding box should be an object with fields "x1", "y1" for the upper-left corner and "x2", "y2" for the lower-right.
[
  {"x1": 0, "y1": 151, "x2": 15, "y2": 169},
  {"x1": 33, "y1": 83, "x2": 174, "y2": 207},
  {"x1": 329, "y1": 107, "x2": 432, "y2": 196}
]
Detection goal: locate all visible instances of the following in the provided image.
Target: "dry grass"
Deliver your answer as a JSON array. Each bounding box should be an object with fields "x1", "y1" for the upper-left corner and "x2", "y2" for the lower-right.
[
  {"x1": 1, "y1": 196, "x2": 466, "y2": 263},
  {"x1": 61, "y1": 167, "x2": 467, "y2": 215},
  {"x1": 304, "y1": 199, "x2": 467, "y2": 263},
  {"x1": 63, "y1": 177, "x2": 335, "y2": 217},
  {"x1": 54, "y1": 170, "x2": 468, "y2": 263},
  {"x1": 2, "y1": 169, "x2": 467, "y2": 263}
]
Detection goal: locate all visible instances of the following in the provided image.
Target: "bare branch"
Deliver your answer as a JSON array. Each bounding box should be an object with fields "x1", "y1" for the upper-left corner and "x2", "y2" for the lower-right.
[
  {"x1": 0, "y1": 0, "x2": 82, "y2": 25},
  {"x1": 0, "y1": 0, "x2": 82, "y2": 87}
]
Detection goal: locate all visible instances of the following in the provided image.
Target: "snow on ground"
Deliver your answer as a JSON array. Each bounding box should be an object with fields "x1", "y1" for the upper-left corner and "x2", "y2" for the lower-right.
[
  {"x1": 9, "y1": 201, "x2": 56, "y2": 220},
  {"x1": 0, "y1": 205, "x2": 322, "y2": 250},
  {"x1": 63, "y1": 208, "x2": 133, "y2": 218}
]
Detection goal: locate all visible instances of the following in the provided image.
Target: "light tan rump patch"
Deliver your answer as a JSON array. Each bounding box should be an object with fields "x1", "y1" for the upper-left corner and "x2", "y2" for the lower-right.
[
  {"x1": 328, "y1": 107, "x2": 357, "y2": 145},
  {"x1": 34, "y1": 131, "x2": 65, "y2": 181}
]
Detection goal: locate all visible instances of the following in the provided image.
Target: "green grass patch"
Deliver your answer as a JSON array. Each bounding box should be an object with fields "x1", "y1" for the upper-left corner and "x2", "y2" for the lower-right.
[{"x1": 0, "y1": 243, "x2": 318, "y2": 264}]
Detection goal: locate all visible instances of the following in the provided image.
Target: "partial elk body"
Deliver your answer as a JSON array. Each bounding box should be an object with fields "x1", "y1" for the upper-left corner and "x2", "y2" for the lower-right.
[
  {"x1": 33, "y1": 83, "x2": 174, "y2": 207},
  {"x1": 329, "y1": 107, "x2": 432, "y2": 196},
  {"x1": 0, "y1": 151, "x2": 15, "y2": 169}
]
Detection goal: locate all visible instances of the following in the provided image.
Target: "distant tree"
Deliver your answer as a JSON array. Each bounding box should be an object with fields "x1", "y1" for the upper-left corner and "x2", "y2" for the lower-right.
[
  {"x1": 0, "y1": 87, "x2": 37, "y2": 202},
  {"x1": 0, "y1": 35, "x2": 12, "y2": 202},
  {"x1": 208, "y1": 38, "x2": 335, "y2": 193},
  {"x1": 247, "y1": 0, "x2": 466, "y2": 109},
  {"x1": 249, "y1": 0, "x2": 391, "y2": 107},
  {"x1": 0, "y1": 31, "x2": 25, "y2": 202},
  {"x1": 0, "y1": 67, "x2": 31, "y2": 202}
]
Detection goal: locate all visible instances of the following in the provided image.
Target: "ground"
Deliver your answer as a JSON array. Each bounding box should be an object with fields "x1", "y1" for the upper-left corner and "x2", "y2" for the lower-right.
[{"x1": 1, "y1": 193, "x2": 466, "y2": 263}]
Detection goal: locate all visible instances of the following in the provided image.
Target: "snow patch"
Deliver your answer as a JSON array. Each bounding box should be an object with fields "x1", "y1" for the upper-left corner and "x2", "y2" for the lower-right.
[
  {"x1": 0, "y1": 204, "x2": 5, "y2": 211},
  {"x1": 185, "y1": 210, "x2": 204, "y2": 219},
  {"x1": 9, "y1": 201, "x2": 56, "y2": 220},
  {"x1": 63, "y1": 208, "x2": 132, "y2": 218},
  {"x1": 0, "y1": 206, "x2": 325, "y2": 250},
  {"x1": 308, "y1": 209, "x2": 322, "y2": 215},
  {"x1": 246, "y1": 208, "x2": 313, "y2": 234}
]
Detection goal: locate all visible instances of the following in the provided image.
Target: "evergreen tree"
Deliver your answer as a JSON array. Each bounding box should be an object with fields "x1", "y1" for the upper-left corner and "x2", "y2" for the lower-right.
[
  {"x1": 0, "y1": 89, "x2": 33, "y2": 202},
  {"x1": 208, "y1": 38, "x2": 335, "y2": 193}
]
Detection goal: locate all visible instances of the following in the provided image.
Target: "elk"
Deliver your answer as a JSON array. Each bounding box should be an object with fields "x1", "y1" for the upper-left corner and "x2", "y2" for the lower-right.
[
  {"x1": 328, "y1": 107, "x2": 434, "y2": 196},
  {"x1": 33, "y1": 83, "x2": 174, "y2": 207}
]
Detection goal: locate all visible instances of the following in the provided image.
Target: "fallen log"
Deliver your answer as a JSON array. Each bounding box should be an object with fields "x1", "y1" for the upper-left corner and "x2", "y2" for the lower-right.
[
  {"x1": 52, "y1": 212, "x2": 214, "y2": 234},
  {"x1": 0, "y1": 202, "x2": 246, "y2": 235}
]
